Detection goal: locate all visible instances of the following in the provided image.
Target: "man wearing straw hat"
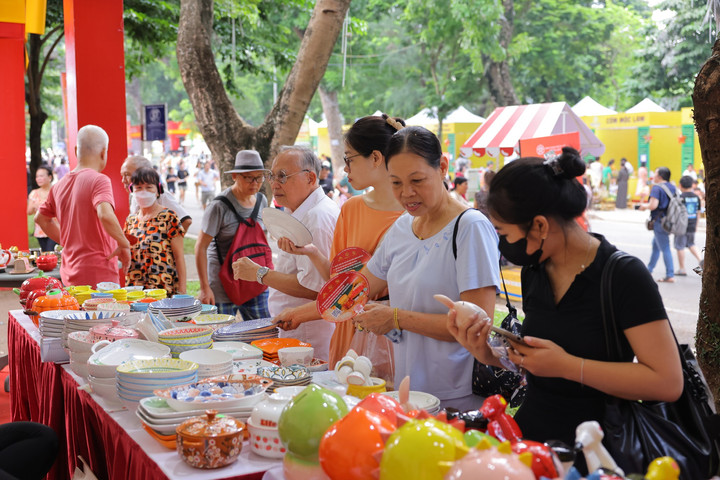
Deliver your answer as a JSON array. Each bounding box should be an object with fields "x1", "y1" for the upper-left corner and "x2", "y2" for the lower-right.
[{"x1": 195, "y1": 150, "x2": 271, "y2": 319}]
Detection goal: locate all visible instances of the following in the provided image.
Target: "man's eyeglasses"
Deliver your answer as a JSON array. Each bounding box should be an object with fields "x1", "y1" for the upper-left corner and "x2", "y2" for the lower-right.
[
  {"x1": 267, "y1": 169, "x2": 311, "y2": 184},
  {"x1": 240, "y1": 174, "x2": 266, "y2": 184},
  {"x1": 343, "y1": 153, "x2": 363, "y2": 168}
]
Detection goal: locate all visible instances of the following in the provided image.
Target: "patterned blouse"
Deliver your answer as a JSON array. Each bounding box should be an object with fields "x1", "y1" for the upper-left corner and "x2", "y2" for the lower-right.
[{"x1": 124, "y1": 209, "x2": 184, "y2": 294}]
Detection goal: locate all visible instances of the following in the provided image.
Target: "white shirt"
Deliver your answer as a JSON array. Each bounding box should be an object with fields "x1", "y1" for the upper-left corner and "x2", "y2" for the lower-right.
[
  {"x1": 367, "y1": 210, "x2": 500, "y2": 405},
  {"x1": 269, "y1": 187, "x2": 340, "y2": 361},
  {"x1": 682, "y1": 169, "x2": 698, "y2": 181},
  {"x1": 130, "y1": 191, "x2": 190, "y2": 222}
]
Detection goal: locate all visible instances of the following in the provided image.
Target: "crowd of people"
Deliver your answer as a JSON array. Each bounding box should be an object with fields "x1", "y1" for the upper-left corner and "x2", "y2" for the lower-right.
[{"x1": 24, "y1": 118, "x2": 699, "y2": 475}]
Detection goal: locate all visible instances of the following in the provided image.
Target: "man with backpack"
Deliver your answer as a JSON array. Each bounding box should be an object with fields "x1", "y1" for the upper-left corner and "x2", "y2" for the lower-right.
[
  {"x1": 674, "y1": 175, "x2": 704, "y2": 276},
  {"x1": 194, "y1": 150, "x2": 271, "y2": 319},
  {"x1": 639, "y1": 166, "x2": 678, "y2": 283}
]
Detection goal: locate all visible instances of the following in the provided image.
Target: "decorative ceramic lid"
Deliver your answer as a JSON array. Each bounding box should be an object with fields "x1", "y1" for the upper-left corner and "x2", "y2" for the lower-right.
[
  {"x1": 176, "y1": 410, "x2": 245, "y2": 438},
  {"x1": 89, "y1": 319, "x2": 139, "y2": 341}
]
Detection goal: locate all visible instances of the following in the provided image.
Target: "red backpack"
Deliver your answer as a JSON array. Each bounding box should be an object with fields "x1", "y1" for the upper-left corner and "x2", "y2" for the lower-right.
[{"x1": 213, "y1": 193, "x2": 273, "y2": 306}]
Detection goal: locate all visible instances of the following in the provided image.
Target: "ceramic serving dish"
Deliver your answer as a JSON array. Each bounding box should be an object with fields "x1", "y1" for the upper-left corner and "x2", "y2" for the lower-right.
[
  {"x1": 87, "y1": 339, "x2": 171, "y2": 378},
  {"x1": 212, "y1": 342, "x2": 263, "y2": 360},
  {"x1": 89, "y1": 320, "x2": 139, "y2": 343},
  {"x1": 278, "y1": 346, "x2": 314, "y2": 367},
  {"x1": 154, "y1": 374, "x2": 272, "y2": 412},
  {"x1": 176, "y1": 410, "x2": 245, "y2": 469},
  {"x1": 247, "y1": 418, "x2": 287, "y2": 459},
  {"x1": 116, "y1": 358, "x2": 199, "y2": 378}
]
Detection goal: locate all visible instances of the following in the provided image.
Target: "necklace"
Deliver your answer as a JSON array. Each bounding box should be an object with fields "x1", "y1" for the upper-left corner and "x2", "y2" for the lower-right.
[{"x1": 579, "y1": 235, "x2": 594, "y2": 271}]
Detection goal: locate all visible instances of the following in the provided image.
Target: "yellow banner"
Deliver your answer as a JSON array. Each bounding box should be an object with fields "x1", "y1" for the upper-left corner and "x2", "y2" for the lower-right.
[
  {"x1": 25, "y1": 0, "x2": 47, "y2": 35},
  {"x1": 0, "y1": 0, "x2": 25, "y2": 24}
]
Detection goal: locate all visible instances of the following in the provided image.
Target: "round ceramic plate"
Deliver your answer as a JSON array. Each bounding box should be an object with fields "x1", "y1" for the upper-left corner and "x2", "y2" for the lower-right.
[
  {"x1": 212, "y1": 341, "x2": 264, "y2": 360},
  {"x1": 88, "y1": 339, "x2": 171, "y2": 367},
  {"x1": 262, "y1": 207, "x2": 313, "y2": 246},
  {"x1": 116, "y1": 358, "x2": 199, "y2": 377},
  {"x1": 191, "y1": 314, "x2": 235, "y2": 325},
  {"x1": 380, "y1": 391, "x2": 441, "y2": 411}
]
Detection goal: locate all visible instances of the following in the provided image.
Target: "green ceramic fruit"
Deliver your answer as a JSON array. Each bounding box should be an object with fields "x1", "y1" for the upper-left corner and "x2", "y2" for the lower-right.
[
  {"x1": 278, "y1": 384, "x2": 349, "y2": 461},
  {"x1": 379, "y1": 417, "x2": 468, "y2": 480},
  {"x1": 464, "y1": 429, "x2": 500, "y2": 448}
]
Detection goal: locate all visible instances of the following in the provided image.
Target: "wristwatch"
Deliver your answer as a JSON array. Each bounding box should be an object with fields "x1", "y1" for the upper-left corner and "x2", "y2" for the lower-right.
[{"x1": 256, "y1": 266, "x2": 270, "y2": 285}]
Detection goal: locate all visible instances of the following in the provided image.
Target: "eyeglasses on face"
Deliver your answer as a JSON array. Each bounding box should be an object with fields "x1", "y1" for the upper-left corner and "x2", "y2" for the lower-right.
[
  {"x1": 240, "y1": 174, "x2": 266, "y2": 184},
  {"x1": 343, "y1": 153, "x2": 363, "y2": 168},
  {"x1": 267, "y1": 169, "x2": 311, "y2": 184}
]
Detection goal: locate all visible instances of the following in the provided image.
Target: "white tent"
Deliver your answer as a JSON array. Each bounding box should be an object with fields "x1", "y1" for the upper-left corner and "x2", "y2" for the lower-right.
[
  {"x1": 572, "y1": 96, "x2": 617, "y2": 116},
  {"x1": 406, "y1": 107, "x2": 439, "y2": 126},
  {"x1": 444, "y1": 106, "x2": 486, "y2": 123},
  {"x1": 626, "y1": 98, "x2": 666, "y2": 113}
]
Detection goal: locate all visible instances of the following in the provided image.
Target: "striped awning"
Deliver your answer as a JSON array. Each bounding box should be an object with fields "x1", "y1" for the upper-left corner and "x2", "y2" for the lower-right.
[{"x1": 461, "y1": 102, "x2": 605, "y2": 158}]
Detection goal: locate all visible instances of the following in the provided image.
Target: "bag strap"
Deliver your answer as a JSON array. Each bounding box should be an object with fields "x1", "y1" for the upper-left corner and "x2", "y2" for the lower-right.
[
  {"x1": 212, "y1": 193, "x2": 263, "y2": 265},
  {"x1": 451, "y1": 208, "x2": 516, "y2": 315}
]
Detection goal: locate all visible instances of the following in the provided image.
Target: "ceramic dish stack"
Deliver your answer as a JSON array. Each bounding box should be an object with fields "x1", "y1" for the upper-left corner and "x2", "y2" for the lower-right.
[
  {"x1": 87, "y1": 339, "x2": 171, "y2": 404},
  {"x1": 200, "y1": 304, "x2": 218, "y2": 315},
  {"x1": 145, "y1": 288, "x2": 168, "y2": 301},
  {"x1": 157, "y1": 326, "x2": 213, "y2": 358},
  {"x1": 148, "y1": 297, "x2": 202, "y2": 322},
  {"x1": 380, "y1": 390, "x2": 442, "y2": 415},
  {"x1": 179, "y1": 349, "x2": 233, "y2": 379},
  {"x1": 190, "y1": 314, "x2": 235, "y2": 330},
  {"x1": 231, "y1": 358, "x2": 276, "y2": 375},
  {"x1": 61, "y1": 311, "x2": 127, "y2": 349},
  {"x1": 67, "y1": 331, "x2": 97, "y2": 377},
  {"x1": 212, "y1": 341, "x2": 264, "y2": 360},
  {"x1": 116, "y1": 358, "x2": 199, "y2": 406},
  {"x1": 38, "y1": 309, "x2": 83, "y2": 339},
  {"x1": 136, "y1": 395, "x2": 260, "y2": 438},
  {"x1": 257, "y1": 365, "x2": 311, "y2": 393},
  {"x1": 83, "y1": 297, "x2": 116, "y2": 311},
  {"x1": 251, "y1": 338, "x2": 312, "y2": 364},
  {"x1": 212, "y1": 318, "x2": 278, "y2": 343},
  {"x1": 97, "y1": 302, "x2": 131, "y2": 314},
  {"x1": 105, "y1": 289, "x2": 128, "y2": 302},
  {"x1": 153, "y1": 373, "x2": 271, "y2": 412}
]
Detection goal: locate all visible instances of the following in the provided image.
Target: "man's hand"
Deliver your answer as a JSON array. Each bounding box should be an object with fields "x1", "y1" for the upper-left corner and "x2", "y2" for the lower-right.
[
  {"x1": 108, "y1": 245, "x2": 131, "y2": 274},
  {"x1": 197, "y1": 286, "x2": 215, "y2": 305},
  {"x1": 233, "y1": 257, "x2": 260, "y2": 282}
]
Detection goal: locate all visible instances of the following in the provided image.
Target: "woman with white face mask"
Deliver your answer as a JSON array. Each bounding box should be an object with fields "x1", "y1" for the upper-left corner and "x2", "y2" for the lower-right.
[{"x1": 124, "y1": 167, "x2": 186, "y2": 294}]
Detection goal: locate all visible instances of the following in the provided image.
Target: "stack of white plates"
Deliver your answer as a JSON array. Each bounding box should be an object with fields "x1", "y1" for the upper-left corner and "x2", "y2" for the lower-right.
[
  {"x1": 38, "y1": 309, "x2": 81, "y2": 339},
  {"x1": 87, "y1": 340, "x2": 171, "y2": 404},
  {"x1": 61, "y1": 311, "x2": 127, "y2": 349},
  {"x1": 179, "y1": 349, "x2": 233, "y2": 379},
  {"x1": 213, "y1": 341, "x2": 264, "y2": 360},
  {"x1": 136, "y1": 396, "x2": 260, "y2": 436},
  {"x1": 157, "y1": 326, "x2": 213, "y2": 358},
  {"x1": 380, "y1": 391, "x2": 442, "y2": 415},
  {"x1": 212, "y1": 318, "x2": 278, "y2": 342},
  {"x1": 257, "y1": 365, "x2": 311, "y2": 393},
  {"x1": 115, "y1": 358, "x2": 198, "y2": 406},
  {"x1": 148, "y1": 297, "x2": 202, "y2": 322}
]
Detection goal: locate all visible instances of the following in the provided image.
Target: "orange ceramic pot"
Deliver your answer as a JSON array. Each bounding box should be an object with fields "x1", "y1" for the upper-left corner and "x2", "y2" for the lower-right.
[
  {"x1": 176, "y1": 410, "x2": 245, "y2": 469},
  {"x1": 32, "y1": 289, "x2": 80, "y2": 326}
]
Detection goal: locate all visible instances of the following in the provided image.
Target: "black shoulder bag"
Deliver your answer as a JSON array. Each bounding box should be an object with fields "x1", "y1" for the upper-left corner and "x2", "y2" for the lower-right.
[
  {"x1": 600, "y1": 251, "x2": 720, "y2": 479},
  {"x1": 451, "y1": 210, "x2": 527, "y2": 407}
]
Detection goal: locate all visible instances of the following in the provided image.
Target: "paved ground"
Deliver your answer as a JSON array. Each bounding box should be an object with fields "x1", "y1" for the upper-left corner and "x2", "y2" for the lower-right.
[{"x1": 1, "y1": 187, "x2": 704, "y2": 358}]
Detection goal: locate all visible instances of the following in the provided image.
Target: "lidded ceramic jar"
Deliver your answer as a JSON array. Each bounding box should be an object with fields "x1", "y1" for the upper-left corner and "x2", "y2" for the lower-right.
[
  {"x1": 32, "y1": 289, "x2": 79, "y2": 325},
  {"x1": 176, "y1": 410, "x2": 245, "y2": 469},
  {"x1": 89, "y1": 319, "x2": 139, "y2": 343}
]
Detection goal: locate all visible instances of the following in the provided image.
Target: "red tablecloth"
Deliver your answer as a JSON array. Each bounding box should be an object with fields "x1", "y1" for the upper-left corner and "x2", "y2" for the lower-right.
[{"x1": 8, "y1": 311, "x2": 269, "y2": 480}]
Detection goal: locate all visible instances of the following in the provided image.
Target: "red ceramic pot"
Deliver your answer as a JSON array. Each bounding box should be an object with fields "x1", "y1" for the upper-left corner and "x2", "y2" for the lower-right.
[
  {"x1": 36, "y1": 254, "x2": 58, "y2": 272},
  {"x1": 13, "y1": 272, "x2": 63, "y2": 302}
]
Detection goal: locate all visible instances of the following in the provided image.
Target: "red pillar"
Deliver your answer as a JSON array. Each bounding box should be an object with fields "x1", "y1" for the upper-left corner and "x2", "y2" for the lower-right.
[
  {"x1": 0, "y1": 22, "x2": 30, "y2": 250},
  {"x1": 63, "y1": 0, "x2": 129, "y2": 223}
]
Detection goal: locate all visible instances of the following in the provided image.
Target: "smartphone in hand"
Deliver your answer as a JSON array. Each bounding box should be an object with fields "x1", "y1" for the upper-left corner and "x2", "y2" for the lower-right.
[{"x1": 490, "y1": 325, "x2": 529, "y2": 346}]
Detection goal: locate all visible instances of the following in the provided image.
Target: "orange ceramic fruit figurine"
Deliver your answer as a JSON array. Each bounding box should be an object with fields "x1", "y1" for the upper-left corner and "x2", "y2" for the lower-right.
[
  {"x1": 379, "y1": 417, "x2": 468, "y2": 480},
  {"x1": 354, "y1": 393, "x2": 405, "y2": 427},
  {"x1": 31, "y1": 289, "x2": 80, "y2": 326},
  {"x1": 319, "y1": 406, "x2": 396, "y2": 480}
]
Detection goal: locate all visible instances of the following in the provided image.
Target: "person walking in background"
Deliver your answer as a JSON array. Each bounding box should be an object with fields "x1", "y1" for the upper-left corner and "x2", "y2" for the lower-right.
[
  {"x1": 474, "y1": 169, "x2": 496, "y2": 218},
  {"x1": 165, "y1": 166, "x2": 178, "y2": 194},
  {"x1": 682, "y1": 163, "x2": 698, "y2": 181},
  {"x1": 197, "y1": 160, "x2": 220, "y2": 210},
  {"x1": 602, "y1": 158, "x2": 615, "y2": 191},
  {"x1": 27, "y1": 164, "x2": 59, "y2": 252},
  {"x1": 450, "y1": 176, "x2": 471, "y2": 207},
  {"x1": 54, "y1": 157, "x2": 69, "y2": 180},
  {"x1": 635, "y1": 160, "x2": 649, "y2": 201},
  {"x1": 124, "y1": 167, "x2": 186, "y2": 295},
  {"x1": 639, "y1": 167, "x2": 676, "y2": 283},
  {"x1": 176, "y1": 158, "x2": 189, "y2": 204},
  {"x1": 615, "y1": 158, "x2": 629, "y2": 209},
  {"x1": 674, "y1": 175, "x2": 703, "y2": 276},
  {"x1": 319, "y1": 160, "x2": 334, "y2": 197},
  {"x1": 36, "y1": 125, "x2": 131, "y2": 287}
]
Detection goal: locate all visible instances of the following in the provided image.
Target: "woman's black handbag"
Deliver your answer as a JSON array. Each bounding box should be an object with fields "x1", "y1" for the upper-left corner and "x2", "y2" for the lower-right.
[
  {"x1": 471, "y1": 261, "x2": 526, "y2": 407},
  {"x1": 600, "y1": 251, "x2": 720, "y2": 479}
]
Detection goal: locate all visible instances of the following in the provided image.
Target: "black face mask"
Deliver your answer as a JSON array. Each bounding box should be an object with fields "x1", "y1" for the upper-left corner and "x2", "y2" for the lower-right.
[{"x1": 498, "y1": 234, "x2": 544, "y2": 267}]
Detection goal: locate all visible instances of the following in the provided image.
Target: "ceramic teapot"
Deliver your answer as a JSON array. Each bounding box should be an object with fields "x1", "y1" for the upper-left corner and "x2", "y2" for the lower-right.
[{"x1": 0, "y1": 247, "x2": 11, "y2": 268}]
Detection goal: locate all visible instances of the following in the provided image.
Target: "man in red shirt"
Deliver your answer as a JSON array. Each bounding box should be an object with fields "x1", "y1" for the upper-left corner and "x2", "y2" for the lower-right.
[{"x1": 36, "y1": 125, "x2": 131, "y2": 287}]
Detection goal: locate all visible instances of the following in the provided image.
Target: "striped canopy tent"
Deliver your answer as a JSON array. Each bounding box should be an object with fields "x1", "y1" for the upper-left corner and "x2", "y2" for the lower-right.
[{"x1": 460, "y1": 102, "x2": 605, "y2": 159}]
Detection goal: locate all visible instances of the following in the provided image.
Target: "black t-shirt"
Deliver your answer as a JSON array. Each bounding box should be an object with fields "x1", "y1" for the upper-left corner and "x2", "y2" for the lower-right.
[
  {"x1": 177, "y1": 168, "x2": 189, "y2": 185},
  {"x1": 513, "y1": 234, "x2": 668, "y2": 445}
]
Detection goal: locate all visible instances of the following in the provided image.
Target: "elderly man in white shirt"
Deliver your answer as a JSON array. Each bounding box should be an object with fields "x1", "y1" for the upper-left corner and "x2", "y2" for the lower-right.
[
  {"x1": 120, "y1": 155, "x2": 192, "y2": 231},
  {"x1": 232, "y1": 146, "x2": 340, "y2": 361}
]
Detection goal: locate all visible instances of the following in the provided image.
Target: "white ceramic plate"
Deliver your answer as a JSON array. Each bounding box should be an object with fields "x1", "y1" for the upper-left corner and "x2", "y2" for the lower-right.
[
  {"x1": 88, "y1": 339, "x2": 171, "y2": 377},
  {"x1": 232, "y1": 358, "x2": 276, "y2": 374},
  {"x1": 116, "y1": 358, "x2": 199, "y2": 377},
  {"x1": 262, "y1": 207, "x2": 313, "y2": 246},
  {"x1": 138, "y1": 395, "x2": 261, "y2": 419},
  {"x1": 213, "y1": 341, "x2": 264, "y2": 360},
  {"x1": 380, "y1": 390, "x2": 441, "y2": 411}
]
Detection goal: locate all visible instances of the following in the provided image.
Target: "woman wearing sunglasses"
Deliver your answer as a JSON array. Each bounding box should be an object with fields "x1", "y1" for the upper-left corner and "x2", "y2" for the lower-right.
[{"x1": 194, "y1": 150, "x2": 271, "y2": 319}]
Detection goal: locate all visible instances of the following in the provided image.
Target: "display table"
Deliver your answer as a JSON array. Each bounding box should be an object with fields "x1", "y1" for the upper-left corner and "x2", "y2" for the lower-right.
[
  {"x1": 0, "y1": 266, "x2": 61, "y2": 288},
  {"x1": 8, "y1": 310, "x2": 280, "y2": 480}
]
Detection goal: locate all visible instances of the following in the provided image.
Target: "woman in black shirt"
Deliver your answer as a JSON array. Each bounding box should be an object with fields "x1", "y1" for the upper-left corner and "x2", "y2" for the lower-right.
[{"x1": 445, "y1": 147, "x2": 682, "y2": 447}]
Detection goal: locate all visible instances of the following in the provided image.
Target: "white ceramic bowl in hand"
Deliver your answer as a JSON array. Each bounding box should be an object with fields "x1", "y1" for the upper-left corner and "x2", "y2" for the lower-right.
[{"x1": 278, "y1": 346, "x2": 314, "y2": 367}]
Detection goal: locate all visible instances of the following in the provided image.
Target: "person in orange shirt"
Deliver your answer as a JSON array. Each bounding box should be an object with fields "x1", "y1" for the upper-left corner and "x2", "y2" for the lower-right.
[{"x1": 274, "y1": 114, "x2": 406, "y2": 366}]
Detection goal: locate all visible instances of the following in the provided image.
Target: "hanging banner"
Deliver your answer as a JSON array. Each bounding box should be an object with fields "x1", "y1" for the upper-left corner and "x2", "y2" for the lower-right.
[
  {"x1": 518, "y1": 131, "x2": 581, "y2": 159},
  {"x1": 681, "y1": 124, "x2": 694, "y2": 171},
  {"x1": 142, "y1": 104, "x2": 167, "y2": 141}
]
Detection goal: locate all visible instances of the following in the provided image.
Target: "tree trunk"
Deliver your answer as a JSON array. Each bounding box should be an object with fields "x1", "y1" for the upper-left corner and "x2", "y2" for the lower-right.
[
  {"x1": 692, "y1": 38, "x2": 720, "y2": 411},
  {"x1": 126, "y1": 76, "x2": 143, "y2": 125},
  {"x1": 26, "y1": 34, "x2": 47, "y2": 190},
  {"x1": 483, "y1": 0, "x2": 519, "y2": 107},
  {"x1": 177, "y1": 0, "x2": 350, "y2": 190},
  {"x1": 318, "y1": 86, "x2": 344, "y2": 173}
]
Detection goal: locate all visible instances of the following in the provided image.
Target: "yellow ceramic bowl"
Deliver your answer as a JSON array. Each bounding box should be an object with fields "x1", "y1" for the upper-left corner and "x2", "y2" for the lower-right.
[
  {"x1": 127, "y1": 291, "x2": 145, "y2": 301},
  {"x1": 345, "y1": 377, "x2": 386, "y2": 399}
]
